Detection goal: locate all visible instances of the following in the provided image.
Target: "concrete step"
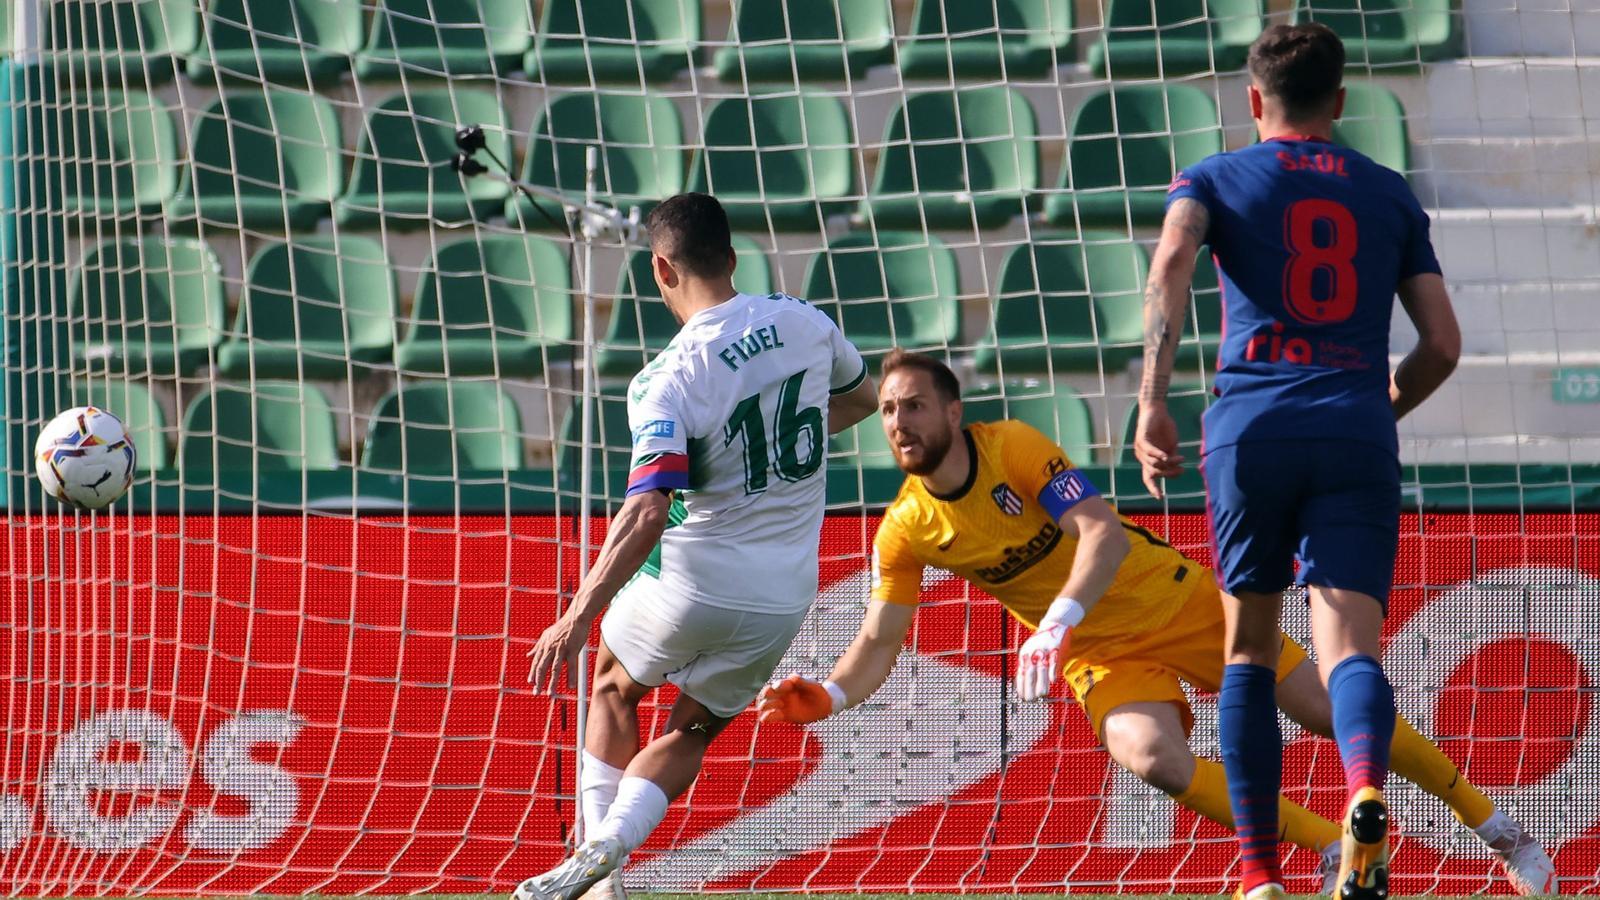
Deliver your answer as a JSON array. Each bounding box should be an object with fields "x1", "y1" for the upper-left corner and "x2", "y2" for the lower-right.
[
  {"x1": 1399, "y1": 356, "x2": 1600, "y2": 464},
  {"x1": 1463, "y1": 0, "x2": 1600, "y2": 58},
  {"x1": 1419, "y1": 57, "x2": 1600, "y2": 139},
  {"x1": 1412, "y1": 135, "x2": 1600, "y2": 208}
]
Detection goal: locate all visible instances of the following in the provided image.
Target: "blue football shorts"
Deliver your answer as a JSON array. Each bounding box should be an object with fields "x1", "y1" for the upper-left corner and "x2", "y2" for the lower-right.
[{"x1": 1201, "y1": 439, "x2": 1401, "y2": 609}]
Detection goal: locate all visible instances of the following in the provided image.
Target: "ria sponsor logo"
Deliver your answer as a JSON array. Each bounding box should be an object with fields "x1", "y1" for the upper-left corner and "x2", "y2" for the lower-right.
[{"x1": 975, "y1": 521, "x2": 1062, "y2": 584}]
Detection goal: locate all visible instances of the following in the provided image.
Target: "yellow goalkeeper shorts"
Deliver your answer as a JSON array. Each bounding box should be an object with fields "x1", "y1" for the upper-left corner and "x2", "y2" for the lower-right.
[{"x1": 1062, "y1": 578, "x2": 1308, "y2": 740}]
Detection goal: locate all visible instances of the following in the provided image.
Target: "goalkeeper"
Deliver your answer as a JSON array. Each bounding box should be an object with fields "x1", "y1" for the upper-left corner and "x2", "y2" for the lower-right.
[{"x1": 760, "y1": 350, "x2": 1552, "y2": 894}]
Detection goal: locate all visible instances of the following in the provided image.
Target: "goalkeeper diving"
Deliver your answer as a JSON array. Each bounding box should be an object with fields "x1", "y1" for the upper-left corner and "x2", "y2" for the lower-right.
[{"x1": 759, "y1": 349, "x2": 1553, "y2": 895}]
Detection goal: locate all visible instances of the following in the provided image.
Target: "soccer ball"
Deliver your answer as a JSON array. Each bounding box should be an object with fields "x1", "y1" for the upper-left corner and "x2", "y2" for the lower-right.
[{"x1": 34, "y1": 406, "x2": 136, "y2": 510}]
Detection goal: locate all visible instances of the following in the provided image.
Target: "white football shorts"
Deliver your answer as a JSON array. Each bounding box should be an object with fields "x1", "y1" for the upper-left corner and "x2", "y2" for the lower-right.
[{"x1": 600, "y1": 573, "x2": 809, "y2": 718}]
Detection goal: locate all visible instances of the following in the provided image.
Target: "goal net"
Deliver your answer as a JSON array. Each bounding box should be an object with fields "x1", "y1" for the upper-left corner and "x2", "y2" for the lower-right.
[{"x1": 2, "y1": 0, "x2": 1598, "y2": 894}]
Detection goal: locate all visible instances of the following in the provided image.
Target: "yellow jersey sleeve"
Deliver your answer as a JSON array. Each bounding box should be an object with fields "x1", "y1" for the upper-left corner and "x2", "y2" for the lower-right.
[
  {"x1": 994, "y1": 421, "x2": 1103, "y2": 521},
  {"x1": 870, "y1": 513, "x2": 925, "y2": 606}
]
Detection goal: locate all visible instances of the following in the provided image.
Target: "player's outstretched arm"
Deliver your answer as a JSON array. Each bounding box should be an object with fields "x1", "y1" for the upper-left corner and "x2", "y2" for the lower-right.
[
  {"x1": 529, "y1": 489, "x2": 672, "y2": 692},
  {"x1": 828, "y1": 374, "x2": 879, "y2": 436},
  {"x1": 1135, "y1": 198, "x2": 1207, "y2": 498},
  {"x1": 1016, "y1": 496, "x2": 1131, "y2": 701},
  {"x1": 1392, "y1": 272, "x2": 1461, "y2": 420},
  {"x1": 758, "y1": 600, "x2": 916, "y2": 724}
]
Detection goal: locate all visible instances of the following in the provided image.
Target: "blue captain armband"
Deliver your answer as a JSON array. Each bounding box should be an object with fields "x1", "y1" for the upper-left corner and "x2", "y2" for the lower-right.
[{"x1": 1037, "y1": 468, "x2": 1101, "y2": 522}]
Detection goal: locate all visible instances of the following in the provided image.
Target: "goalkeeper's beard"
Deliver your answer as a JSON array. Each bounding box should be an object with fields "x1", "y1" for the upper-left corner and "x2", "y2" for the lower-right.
[{"x1": 892, "y1": 425, "x2": 954, "y2": 476}]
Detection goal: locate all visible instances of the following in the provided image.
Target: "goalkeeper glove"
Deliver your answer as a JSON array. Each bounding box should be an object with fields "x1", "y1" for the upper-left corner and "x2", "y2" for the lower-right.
[
  {"x1": 1015, "y1": 597, "x2": 1087, "y2": 702},
  {"x1": 757, "y1": 673, "x2": 847, "y2": 724}
]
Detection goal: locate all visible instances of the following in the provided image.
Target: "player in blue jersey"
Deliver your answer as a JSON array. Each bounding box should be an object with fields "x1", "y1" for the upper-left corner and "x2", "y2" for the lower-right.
[{"x1": 1134, "y1": 24, "x2": 1470, "y2": 900}]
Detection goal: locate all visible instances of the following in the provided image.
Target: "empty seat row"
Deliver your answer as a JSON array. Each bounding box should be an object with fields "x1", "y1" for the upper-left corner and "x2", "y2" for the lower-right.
[
  {"x1": 76, "y1": 378, "x2": 522, "y2": 472},
  {"x1": 78, "y1": 83, "x2": 1410, "y2": 231},
  {"x1": 40, "y1": 0, "x2": 1460, "y2": 86},
  {"x1": 65, "y1": 232, "x2": 1219, "y2": 382},
  {"x1": 83, "y1": 368, "x2": 1212, "y2": 480},
  {"x1": 70, "y1": 234, "x2": 571, "y2": 380}
]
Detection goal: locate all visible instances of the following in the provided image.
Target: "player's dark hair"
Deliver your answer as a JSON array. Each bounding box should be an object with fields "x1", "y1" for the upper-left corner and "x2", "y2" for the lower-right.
[
  {"x1": 880, "y1": 349, "x2": 961, "y2": 404},
  {"x1": 643, "y1": 192, "x2": 734, "y2": 280},
  {"x1": 1247, "y1": 23, "x2": 1346, "y2": 121}
]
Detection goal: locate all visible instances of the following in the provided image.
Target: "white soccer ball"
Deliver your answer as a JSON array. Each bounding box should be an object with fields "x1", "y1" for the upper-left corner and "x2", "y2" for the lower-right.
[{"x1": 34, "y1": 406, "x2": 136, "y2": 510}]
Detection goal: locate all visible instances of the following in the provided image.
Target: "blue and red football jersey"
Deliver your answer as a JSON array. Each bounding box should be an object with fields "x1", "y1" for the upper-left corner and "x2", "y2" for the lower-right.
[{"x1": 1166, "y1": 136, "x2": 1441, "y2": 455}]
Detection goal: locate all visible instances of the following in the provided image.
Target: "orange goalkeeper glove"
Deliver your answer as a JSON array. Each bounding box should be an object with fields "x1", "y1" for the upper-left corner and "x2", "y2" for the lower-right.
[{"x1": 757, "y1": 674, "x2": 847, "y2": 724}]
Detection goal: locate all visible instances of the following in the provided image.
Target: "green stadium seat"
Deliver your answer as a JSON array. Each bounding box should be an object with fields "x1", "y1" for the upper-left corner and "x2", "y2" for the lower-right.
[
  {"x1": 1046, "y1": 84, "x2": 1222, "y2": 229},
  {"x1": 801, "y1": 232, "x2": 960, "y2": 360},
  {"x1": 362, "y1": 381, "x2": 523, "y2": 472},
  {"x1": 688, "y1": 93, "x2": 856, "y2": 231},
  {"x1": 863, "y1": 86, "x2": 1039, "y2": 230},
  {"x1": 1335, "y1": 82, "x2": 1410, "y2": 175},
  {"x1": 1183, "y1": 251, "x2": 1223, "y2": 369},
  {"x1": 962, "y1": 383, "x2": 1096, "y2": 463},
  {"x1": 188, "y1": 0, "x2": 362, "y2": 85},
  {"x1": 1119, "y1": 385, "x2": 1211, "y2": 464},
  {"x1": 217, "y1": 236, "x2": 397, "y2": 380},
  {"x1": 71, "y1": 238, "x2": 224, "y2": 377},
  {"x1": 713, "y1": 0, "x2": 892, "y2": 83},
  {"x1": 976, "y1": 234, "x2": 1148, "y2": 375},
  {"x1": 169, "y1": 89, "x2": 342, "y2": 230},
  {"x1": 557, "y1": 388, "x2": 633, "y2": 496},
  {"x1": 396, "y1": 235, "x2": 573, "y2": 378},
  {"x1": 336, "y1": 89, "x2": 512, "y2": 229},
  {"x1": 356, "y1": 0, "x2": 533, "y2": 80},
  {"x1": 74, "y1": 378, "x2": 168, "y2": 470},
  {"x1": 60, "y1": 90, "x2": 179, "y2": 217},
  {"x1": 508, "y1": 93, "x2": 684, "y2": 228},
  {"x1": 1088, "y1": 0, "x2": 1262, "y2": 78},
  {"x1": 181, "y1": 382, "x2": 340, "y2": 471},
  {"x1": 899, "y1": 0, "x2": 1074, "y2": 80},
  {"x1": 828, "y1": 412, "x2": 896, "y2": 476},
  {"x1": 594, "y1": 235, "x2": 772, "y2": 377},
  {"x1": 1293, "y1": 0, "x2": 1460, "y2": 68},
  {"x1": 50, "y1": 0, "x2": 198, "y2": 83},
  {"x1": 530, "y1": 0, "x2": 698, "y2": 83}
]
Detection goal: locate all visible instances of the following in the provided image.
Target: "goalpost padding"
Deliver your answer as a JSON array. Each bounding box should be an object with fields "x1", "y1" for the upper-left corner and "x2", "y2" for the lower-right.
[{"x1": 3, "y1": 0, "x2": 1599, "y2": 894}]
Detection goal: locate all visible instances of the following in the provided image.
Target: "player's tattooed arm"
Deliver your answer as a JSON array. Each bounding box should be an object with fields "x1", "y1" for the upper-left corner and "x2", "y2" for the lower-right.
[
  {"x1": 1134, "y1": 198, "x2": 1206, "y2": 497},
  {"x1": 1139, "y1": 198, "x2": 1208, "y2": 406}
]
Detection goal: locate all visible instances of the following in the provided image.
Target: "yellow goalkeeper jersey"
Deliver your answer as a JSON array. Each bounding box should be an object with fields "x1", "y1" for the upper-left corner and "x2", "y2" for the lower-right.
[{"x1": 870, "y1": 420, "x2": 1202, "y2": 642}]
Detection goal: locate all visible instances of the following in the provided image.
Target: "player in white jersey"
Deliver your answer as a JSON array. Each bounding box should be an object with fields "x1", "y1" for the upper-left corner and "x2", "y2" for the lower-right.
[{"x1": 519, "y1": 194, "x2": 878, "y2": 900}]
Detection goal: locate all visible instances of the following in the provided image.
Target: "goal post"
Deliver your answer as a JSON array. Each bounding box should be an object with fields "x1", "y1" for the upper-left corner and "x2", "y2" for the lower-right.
[{"x1": 2, "y1": 0, "x2": 1598, "y2": 894}]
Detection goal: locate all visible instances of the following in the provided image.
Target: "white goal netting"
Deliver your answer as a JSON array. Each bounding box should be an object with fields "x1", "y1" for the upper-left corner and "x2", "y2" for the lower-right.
[{"x1": 2, "y1": 0, "x2": 1599, "y2": 894}]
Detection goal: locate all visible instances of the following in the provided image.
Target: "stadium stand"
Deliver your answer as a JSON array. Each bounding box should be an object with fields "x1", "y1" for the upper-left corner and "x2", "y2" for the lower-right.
[
  {"x1": 217, "y1": 236, "x2": 397, "y2": 381},
  {"x1": 396, "y1": 235, "x2": 573, "y2": 378},
  {"x1": 899, "y1": 0, "x2": 1074, "y2": 79},
  {"x1": 188, "y1": 0, "x2": 362, "y2": 85},
  {"x1": 689, "y1": 93, "x2": 857, "y2": 231},
  {"x1": 181, "y1": 381, "x2": 340, "y2": 471},
  {"x1": 337, "y1": 88, "x2": 512, "y2": 227},
  {"x1": 863, "y1": 85, "x2": 1039, "y2": 230},
  {"x1": 509, "y1": 91, "x2": 685, "y2": 227},
  {"x1": 802, "y1": 231, "x2": 960, "y2": 361},
  {"x1": 355, "y1": 0, "x2": 533, "y2": 80},
  {"x1": 978, "y1": 234, "x2": 1149, "y2": 375},
  {"x1": 49, "y1": 0, "x2": 197, "y2": 83},
  {"x1": 71, "y1": 238, "x2": 224, "y2": 378},
  {"x1": 362, "y1": 381, "x2": 524, "y2": 472},
  {"x1": 61, "y1": 90, "x2": 178, "y2": 217},
  {"x1": 169, "y1": 89, "x2": 343, "y2": 230},
  {"x1": 1089, "y1": 0, "x2": 1263, "y2": 78},
  {"x1": 532, "y1": 0, "x2": 699, "y2": 83},
  {"x1": 75, "y1": 377, "x2": 167, "y2": 470},
  {"x1": 1293, "y1": 0, "x2": 1461, "y2": 68},
  {"x1": 713, "y1": 0, "x2": 894, "y2": 83},
  {"x1": 1047, "y1": 83, "x2": 1223, "y2": 228}
]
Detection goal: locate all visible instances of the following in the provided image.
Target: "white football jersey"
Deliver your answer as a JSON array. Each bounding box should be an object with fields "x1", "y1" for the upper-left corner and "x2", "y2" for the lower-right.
[{"x1": 625, "y1": 292, "x2": 867, "y2": 614}]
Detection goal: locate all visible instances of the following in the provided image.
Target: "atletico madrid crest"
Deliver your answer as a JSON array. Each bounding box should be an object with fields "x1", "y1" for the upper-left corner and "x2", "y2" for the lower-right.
[{"x1": 991, "y1": 483, "x2": 1023, "y2": 516}]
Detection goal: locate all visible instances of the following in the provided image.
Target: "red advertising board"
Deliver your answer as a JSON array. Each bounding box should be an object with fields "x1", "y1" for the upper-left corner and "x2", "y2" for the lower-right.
[{"x1": 1, "y1": 513, "x2": 1597, "y2": 894}]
